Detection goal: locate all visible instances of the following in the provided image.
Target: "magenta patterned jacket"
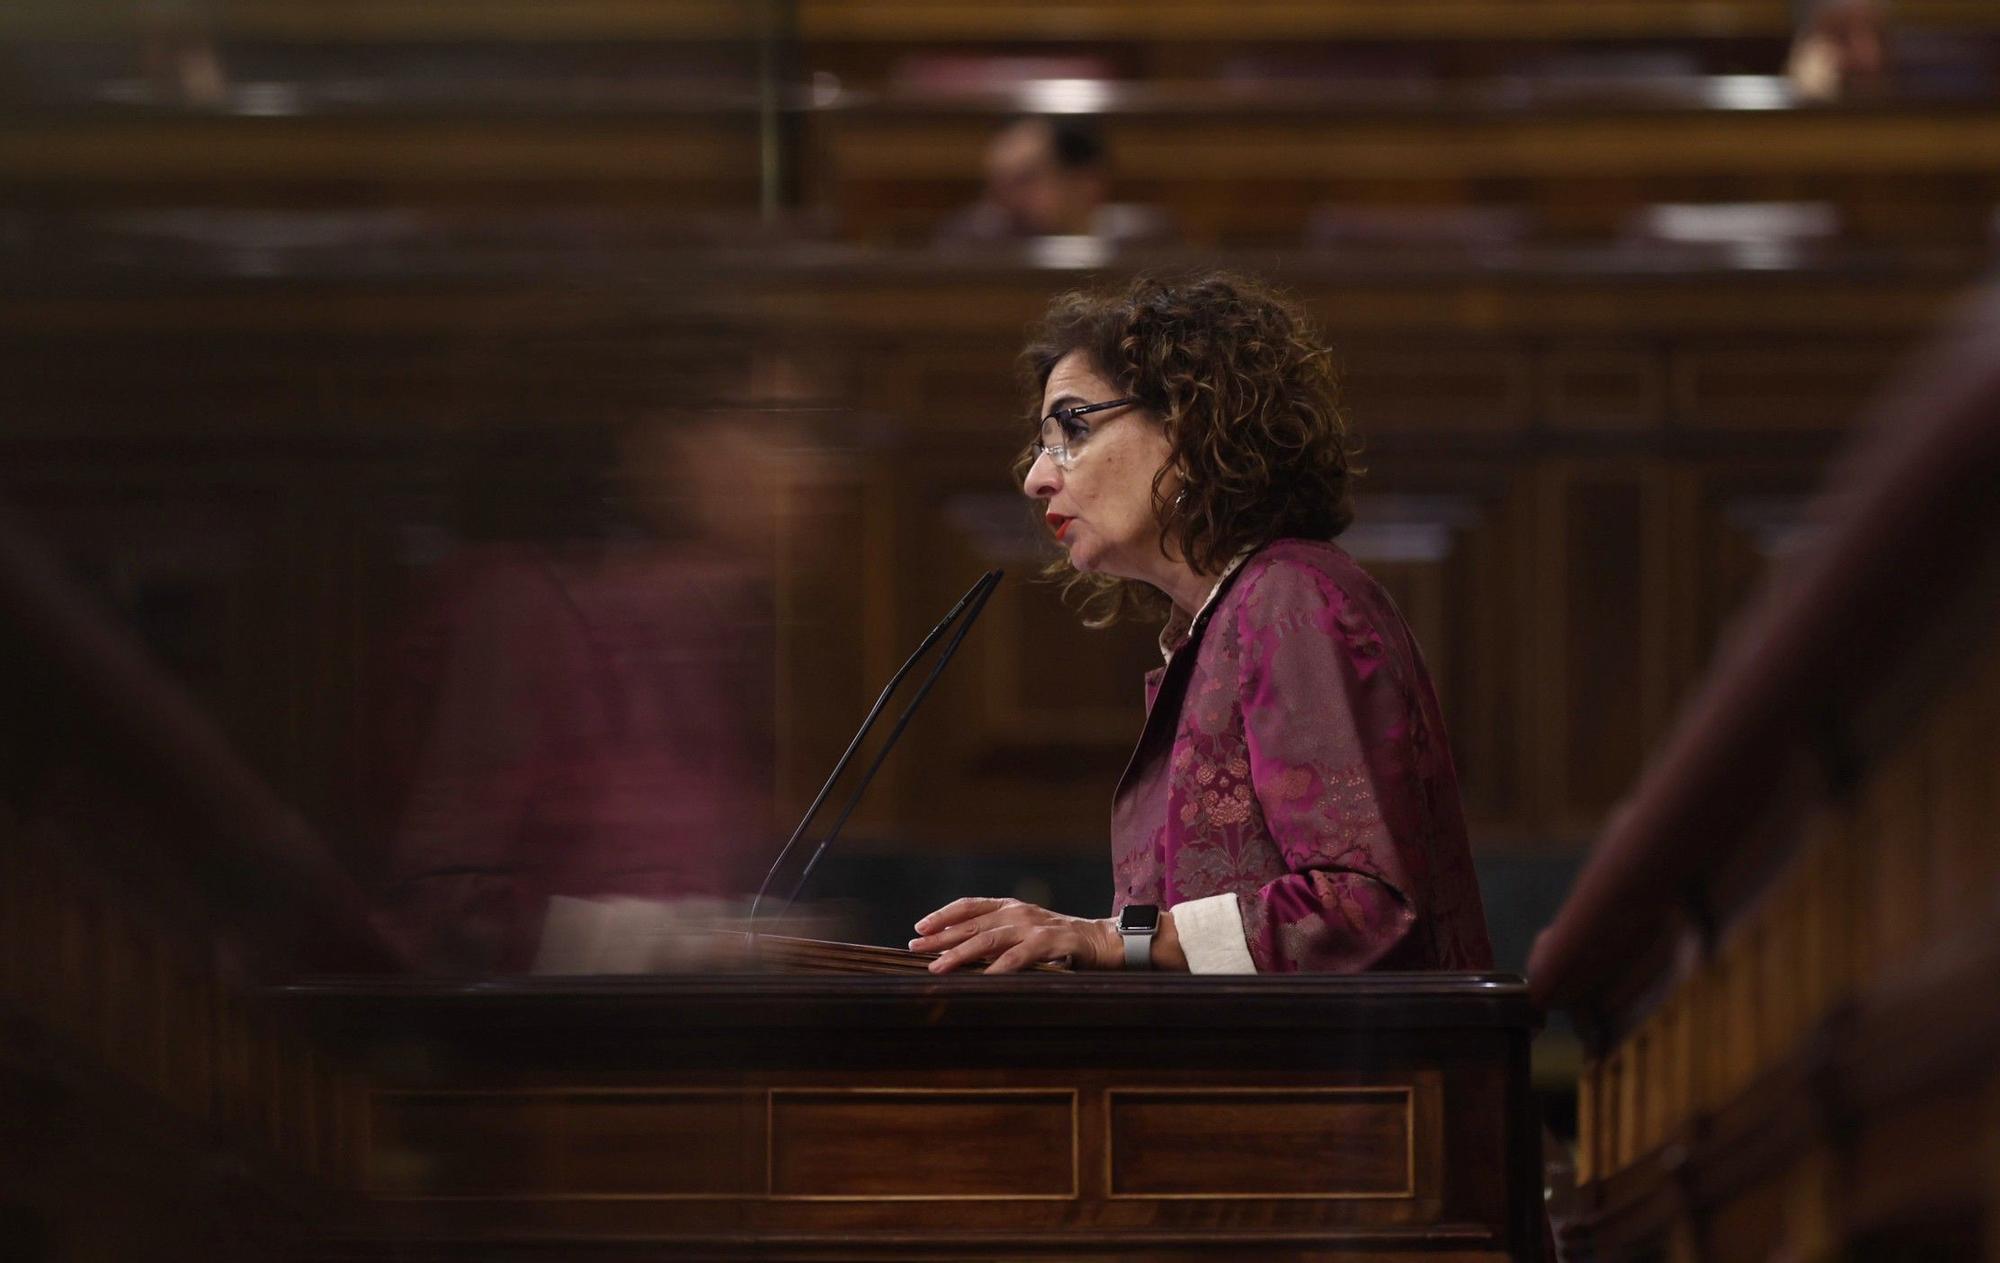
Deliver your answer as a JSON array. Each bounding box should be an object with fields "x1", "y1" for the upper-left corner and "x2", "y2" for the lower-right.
[{"x1": 1110, "y1": 539, "x2": 1493, "y2": 972}]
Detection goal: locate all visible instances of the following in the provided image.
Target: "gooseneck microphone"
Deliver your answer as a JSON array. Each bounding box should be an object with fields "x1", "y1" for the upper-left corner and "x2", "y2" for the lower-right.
[{"x1": 746, "y1": 569, "x2": 1002, "y2": 945}]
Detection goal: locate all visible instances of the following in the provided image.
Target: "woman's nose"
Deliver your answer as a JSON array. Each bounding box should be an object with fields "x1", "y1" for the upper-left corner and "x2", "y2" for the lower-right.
[{"x1": 1022, "y1": 451, "x2": 1060, "y2": 499}]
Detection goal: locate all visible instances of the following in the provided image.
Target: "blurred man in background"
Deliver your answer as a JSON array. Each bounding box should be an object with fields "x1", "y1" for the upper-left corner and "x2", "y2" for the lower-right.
[
  {"x1": 937, "y1": 115, "x2": 1114, "y2": 243},
  {"x1": 1788, "y1": 0, "x2": 1890, "y2": 101}
]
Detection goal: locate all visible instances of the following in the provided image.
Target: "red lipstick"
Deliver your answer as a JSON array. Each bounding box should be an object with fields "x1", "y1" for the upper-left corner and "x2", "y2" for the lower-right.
[{"x1": 1046, "y1": 513, "x2": 1073, "y2": 541}]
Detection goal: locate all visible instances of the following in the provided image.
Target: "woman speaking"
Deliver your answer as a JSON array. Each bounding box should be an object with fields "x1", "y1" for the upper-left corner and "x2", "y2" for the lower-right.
[{"x1": 912, "y1": 272, "x2": 1493, "y2": 975}]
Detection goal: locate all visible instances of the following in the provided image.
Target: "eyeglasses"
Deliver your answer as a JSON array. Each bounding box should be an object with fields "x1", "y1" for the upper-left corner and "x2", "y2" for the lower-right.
[{"x1": 1031, "y1": 396, "x2": 1139, "y2": 470}]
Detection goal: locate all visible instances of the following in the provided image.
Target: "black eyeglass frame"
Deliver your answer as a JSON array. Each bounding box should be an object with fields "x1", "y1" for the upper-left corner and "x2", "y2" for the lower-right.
[{"x1": 1032, "y1": 396, "x2": 1140, "y2": 468}]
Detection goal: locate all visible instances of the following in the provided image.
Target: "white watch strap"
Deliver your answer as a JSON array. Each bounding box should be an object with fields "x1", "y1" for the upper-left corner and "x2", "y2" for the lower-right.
[{"x1": 1122, "y1": 928, "x2": 1153, "y2": 970}]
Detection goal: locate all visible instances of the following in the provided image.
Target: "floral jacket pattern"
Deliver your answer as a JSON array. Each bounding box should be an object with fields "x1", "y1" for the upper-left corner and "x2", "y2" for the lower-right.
[{"x1": 1110, "y1": 539, "x2": 1493, "y2": 973}]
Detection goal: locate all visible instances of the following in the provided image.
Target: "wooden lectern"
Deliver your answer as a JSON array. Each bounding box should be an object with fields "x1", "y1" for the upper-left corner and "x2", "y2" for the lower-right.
[
  {"x1": 0, "y1": 500, "x2": 1542, "y2": 1261},
  {"x1": 278, "y1": 946, "x2": 1544, "y2": 1260}
]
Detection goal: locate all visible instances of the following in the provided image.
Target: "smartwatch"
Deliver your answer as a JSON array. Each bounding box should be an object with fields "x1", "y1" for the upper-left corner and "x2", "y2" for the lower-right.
[{"x1": 1117, "y1": 904, "x2": 1160, "y2": 970}]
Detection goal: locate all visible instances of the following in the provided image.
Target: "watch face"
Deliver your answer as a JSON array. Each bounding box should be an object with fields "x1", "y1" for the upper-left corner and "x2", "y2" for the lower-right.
[{"x1": 1119, "y1": 904, "x2": 1160, "y2": 934}]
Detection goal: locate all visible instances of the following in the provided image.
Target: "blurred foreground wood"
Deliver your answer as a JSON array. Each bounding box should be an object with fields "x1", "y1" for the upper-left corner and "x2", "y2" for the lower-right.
[{"x1": 1530, "y1": 290, "x2": 2000, "y2": 1257}]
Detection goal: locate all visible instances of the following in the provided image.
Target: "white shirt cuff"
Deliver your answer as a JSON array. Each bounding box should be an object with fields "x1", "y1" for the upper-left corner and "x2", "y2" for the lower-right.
[{"x1": 1172, "y1": 894, "x2": 1258, "y2": 974}]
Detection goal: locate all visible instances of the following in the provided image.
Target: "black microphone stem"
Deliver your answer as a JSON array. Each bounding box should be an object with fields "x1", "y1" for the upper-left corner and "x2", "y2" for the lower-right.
[
  {"x1": 745, "y1": 569, "x2": 1001, "y2": 948},
  {"x1": 779, "y1": 572, "x2": 1000, "y2": 914}
]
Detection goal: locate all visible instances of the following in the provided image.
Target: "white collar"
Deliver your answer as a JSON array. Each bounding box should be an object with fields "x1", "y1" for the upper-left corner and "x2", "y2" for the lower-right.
[{"x1": 1156, "y1": 549, "x2": 1255, "y2": 664}]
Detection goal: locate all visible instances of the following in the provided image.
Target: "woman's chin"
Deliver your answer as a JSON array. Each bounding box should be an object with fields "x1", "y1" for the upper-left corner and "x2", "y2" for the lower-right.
[{"x1": 1069, "y1": 549, "x2": 1135, "y2": 584}]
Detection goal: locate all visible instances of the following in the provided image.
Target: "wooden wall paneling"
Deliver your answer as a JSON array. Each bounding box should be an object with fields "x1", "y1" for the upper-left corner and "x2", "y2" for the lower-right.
[
  {"x1": 1827, "y1": 799, "x2": 1878, "y2": 1003},
  {"x1": 17, "y1": 832, "x2": 62, "y2": 1034},
  {"x1": 1629, "y1": 1020, "x2": 1655, "y2": 1159},
  {"x1": 284, "y1": 975, "x2": 1538, "y2": 1256},
  {"x1": 1529, "y1": 460, "x2": 1678, "y2": 836},
  {"x1": 19, "y1": 0, "x2": 1984, "y2": 45},
  {"x1": 1758, "y1": 879, "x2": 1796, "y2": 1072},
  {"x1": 973, "y1": 529, "x2": 1159, "y2": 750},
  {"x1": 0, "y1": 115, "x2": 765, "y2": 215},
  {"x1": 813, "y1": 104, "x2": 2000, "y2": 247},
  {"x1": 851, "y1": 325, "x2": 1148, "y2": 845},
  {"x1": 1681, "y1": 465, "x2": 1824, "y2": 701},
  {"x1": 889, "y1": 342, "x2": 1034, "y2": 440},
  {"x1": 1543, "y1": 345, "x2": 1665, "y2": 433},
  {"x1": 820, "y1": 106, "x2": 2000, "y2": 189},
  {"x1": 1645, "y1": 1008, "x2": 1672, "y2": 1156},
  {"x1": 1764, "y1": 867, "x2": 1807, "y2": 1067},
  {"x1": 218, "y1": 0, "x2": 766, "y2": 40},
  {"x1": 0, "y1": 798, "x2": 352, "y2": 1242},
  {"x1": 0, "y1": 810, "x2": 18, "y2": 1012},
  {"x1": 794, "y1": 0, "x2": 1812, "y2": 41},
  {"x1": 1668, "y1": 983, "x2": 1695, "y2": 1154},
  {"x1": 1926, "y1": 642, "x2": 2000, "y2": 930},
  {"x1": 1712, "y1": 924, "x2": 1748, "y2": 1108},
  {"x1": 791, "y1": 0, "x2": 2000, "y2": 45},
  {"x1": 0, "y1": 257, "x2": 1958, "y2": 892},
  {"x1": 775, "y1": 1088, "x2": 1077, "y2": 1198},
  {"x1": 1590, "y1": 1049, "x2": 1614, "y2": 1178},
  {"x1": 888, "y1": 435, "x2": 1159, "y2": 847},
  {"x1": 1105, "y1": 1085, "x2": 1416, "y2": 1199},
  {"x1": 1575, "y1": 1059, "x2": 1597, "y2": 1186},
  {"x1": 1989, "y1": 1085, "x2": 2000, "y2": 1263},
  {"x1": 1846, "y1": 1086, "x2": 1992, "y2": 1248},
  {"x1": 1773, "y1": 1145, "x2": 1840, "y2": 1263},
  {"x1": 1731, "y1": 921, "x2": 1766, "y2": 1101},
  {"x1": 256, "y1": 1026, "x2": 284, "y2": 1159},
  {"x1": 1671, "y1": 461, "x2": 1828, "y2": 761},
  {"x1": 1815, "y1": 806, "x2": 1859, "y2": 1023},
  {"x1": 1873, "y1": 725, "x2": 1936, "y2": 978},
  {"x1": 1687, "y1": 945, "x2": 1722, "y2": 1129},
  {"x1": 55, "y1": 858, "x2": 100, "y2": 1043},
  {"x1": 0, "y1": 0, "x2": 763, "y2": 39},
  {"x1": 771, "y1": 444, "x2": 880, "y2": 830},
  {"x1": 156, "y1": 958, "x2": 198, "y2": 1120},
  {"x1": 1703, "y1": 1169, "x2": 1788, "y2": 1263},
  {"x1": 4, "y1": 460, "x2": 327, "y2": 829},
  {"x1": 324, "y1": 469, "x2": 405, "y2": 842},
  {"x1": 1794, "y1": 812, "x2": 1833, "y2": 1040},
  {"x1": 100, "y1": 905, "x2": 142, "y2": 1086},
  {"x1": 1670, "y1": 340, "x2": 1913, "y2": 433},
  {"x1": 1340, "y1": 341, "x2": 1534, "y2": 434},
  {"x1": 215, "y1": 989, "x2": 250, "y2": 1138},
  {"x1": 774, "y1": 436, "x2": 916, "y2": 835},
  {"x1": 1613, "y1": 1044, "x2": 1637, "y2": 1174},
  {"x1": 1341, "y1": 482, "x2": 1526, "y2": 836}
]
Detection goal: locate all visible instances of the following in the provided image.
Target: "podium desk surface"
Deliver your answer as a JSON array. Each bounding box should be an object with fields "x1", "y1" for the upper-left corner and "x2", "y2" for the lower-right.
[
  {"x1": 264, "y1": 972, "x2": 1543, "y2": 1260},
  {"x1": 272, "y1": 970, "x2": 1536, "y2": 1037}
]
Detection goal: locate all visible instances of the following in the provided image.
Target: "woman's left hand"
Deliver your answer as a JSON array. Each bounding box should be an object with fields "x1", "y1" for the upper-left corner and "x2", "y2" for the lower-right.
[{"x1": 911, "y1": 898, "x2": 1120, "y2": 974}]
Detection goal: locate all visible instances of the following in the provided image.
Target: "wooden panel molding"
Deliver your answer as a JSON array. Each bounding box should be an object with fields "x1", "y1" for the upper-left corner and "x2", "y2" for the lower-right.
[
  {"x1": 371, "y1": 1089, "x2": 766, "y2": 1199},
  {"x1": 282, "y1": 973, "x2": 1541, "y2": 1257},
  {"x1": 769, "y1": 1088, "x2": 1078, "y2": 1200},
  {"x1": 1104, "y1": 1086, "x2": 1414, "y2": 1199},
  {"x1": 0, "y1": 255, "x2": 1966, "y2": 855}
]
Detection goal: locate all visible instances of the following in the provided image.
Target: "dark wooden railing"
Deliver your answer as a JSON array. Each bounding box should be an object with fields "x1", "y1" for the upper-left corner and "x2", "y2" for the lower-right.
[
  {"x1": 0, "y1": 501, "x2": 404, "y2": 1255},
  {"x1": 1529, "y1": 288, "x2": 2000, "y2": 1259}
]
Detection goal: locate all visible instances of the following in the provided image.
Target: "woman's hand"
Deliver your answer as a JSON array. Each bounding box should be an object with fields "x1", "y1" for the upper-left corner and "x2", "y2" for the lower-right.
[{"x1": 910, "y1": 897, "x2": 1122, "y2": 974}]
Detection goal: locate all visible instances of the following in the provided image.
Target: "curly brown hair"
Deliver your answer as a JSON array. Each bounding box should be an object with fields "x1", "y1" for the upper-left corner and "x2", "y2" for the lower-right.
[{"x1": 1017, "y1": 270, "x2": 1360, "y2": 626}]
